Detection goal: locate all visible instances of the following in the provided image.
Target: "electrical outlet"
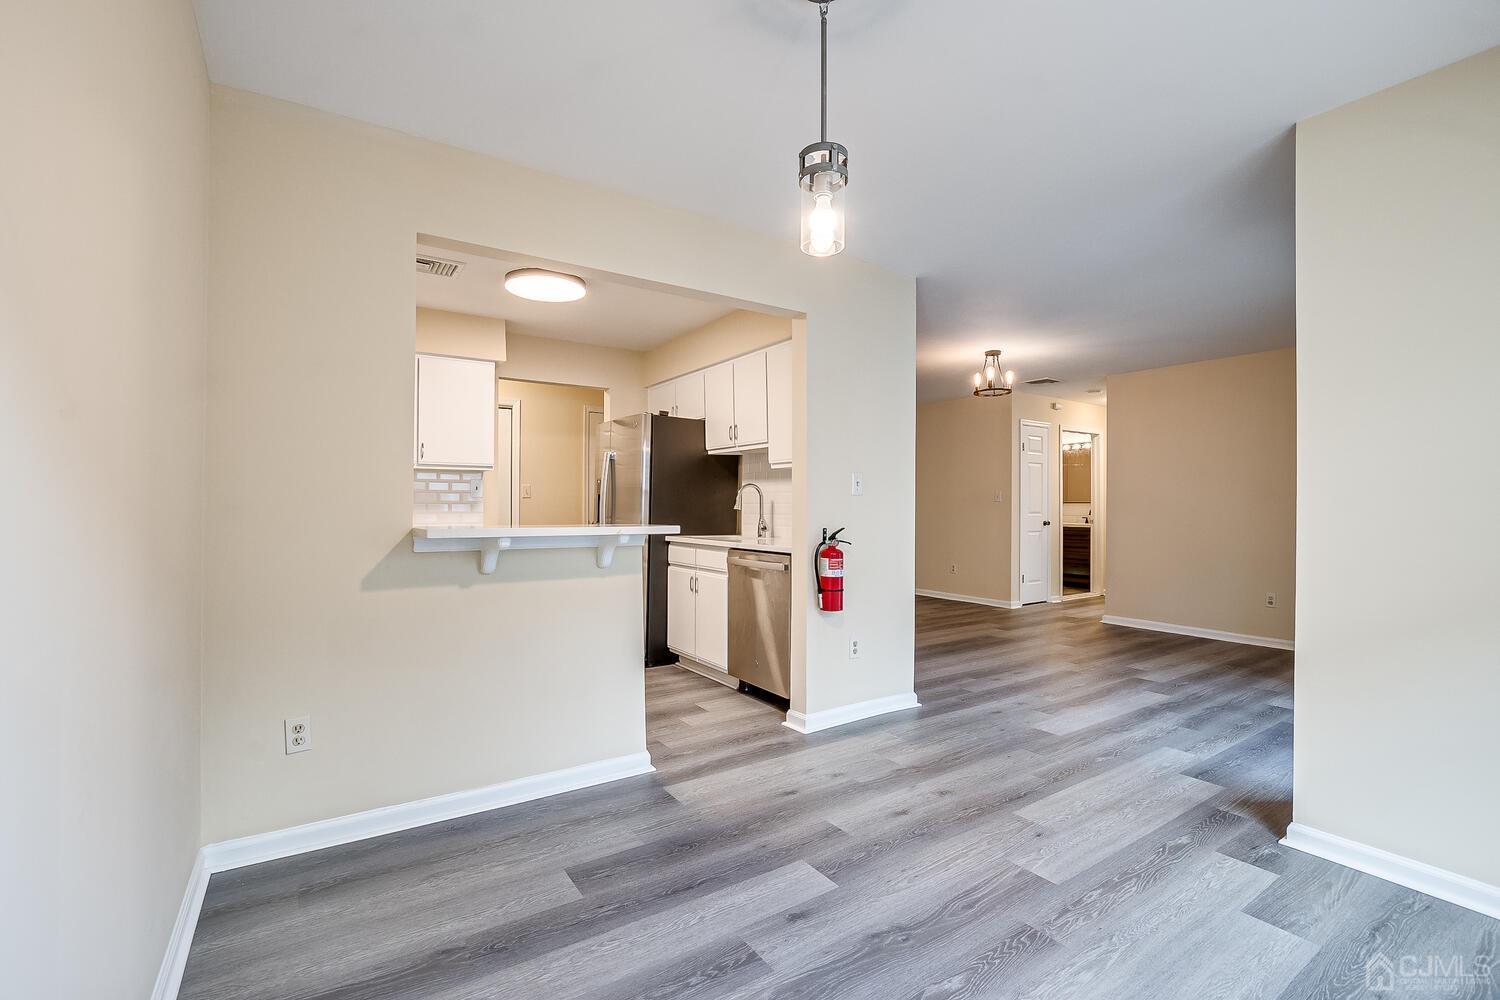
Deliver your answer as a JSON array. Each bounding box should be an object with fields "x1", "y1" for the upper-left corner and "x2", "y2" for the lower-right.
[
  {"x1": 993, "y1": 492, "x2": 1004, "y2": 503},
  {"x1": 949, "y1": 563, "x2": 957, "y2": 575},
  {"x1": 1265, "y1": 592, "x2": 1277, "y2": 608},
  {"x1": 848, "y1": 639, "x2": 861, "y2": 659},
  {"x1": 850, "y1": 473, "x2": 864, "y2": 496},
  {"x1": 284, "y1": 716, "x2": 311, "y2": 755}
]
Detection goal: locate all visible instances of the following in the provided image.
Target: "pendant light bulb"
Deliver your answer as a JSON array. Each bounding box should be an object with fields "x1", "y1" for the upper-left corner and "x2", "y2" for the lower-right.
[{"x1": 1004, "y1": 369, "x2": 1017, "y2": 386}]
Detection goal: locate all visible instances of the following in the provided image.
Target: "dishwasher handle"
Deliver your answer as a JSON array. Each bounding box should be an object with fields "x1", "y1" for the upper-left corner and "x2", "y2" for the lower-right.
[{"x1": 729, "y1": 556, "x2": 789, "y2": 572}]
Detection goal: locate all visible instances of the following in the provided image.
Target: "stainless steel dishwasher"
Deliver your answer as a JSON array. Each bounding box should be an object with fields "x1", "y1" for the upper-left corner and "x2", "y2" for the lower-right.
[{"x1": 728, "y1": 550, "x2": 791, "y2": 699}]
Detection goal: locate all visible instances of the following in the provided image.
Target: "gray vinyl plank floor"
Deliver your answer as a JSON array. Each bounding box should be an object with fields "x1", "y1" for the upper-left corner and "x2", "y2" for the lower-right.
[{"x1": 178, "y1": 596, "x2": 1499, "y2": 999}]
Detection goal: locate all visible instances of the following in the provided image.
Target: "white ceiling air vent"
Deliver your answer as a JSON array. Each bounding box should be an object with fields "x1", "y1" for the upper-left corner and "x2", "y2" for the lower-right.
[
  {"x1": 1024, "y1": 376, "x2": 1062, "y2": 386},
  {"x1": 415, "y1": 255, "x2": 465, "y2": 278}
]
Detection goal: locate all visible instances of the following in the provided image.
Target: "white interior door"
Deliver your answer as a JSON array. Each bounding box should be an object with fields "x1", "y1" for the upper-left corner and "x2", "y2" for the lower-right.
[
  {"x1": 492, "y1": 401, "x2": 518, "y2": 526},
  {"x1": 1019, "y1": 420, "x2": 1051, "y2": 605}
]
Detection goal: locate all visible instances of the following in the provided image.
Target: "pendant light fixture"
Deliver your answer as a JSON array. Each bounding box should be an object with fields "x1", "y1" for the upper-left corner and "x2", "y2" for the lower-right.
[
  {"x1": 972, "y1": 350, "x2": 1017, "y2": 397},
  {"x1": 798, "y1": 1, "x2": 848, "y2": 257}
]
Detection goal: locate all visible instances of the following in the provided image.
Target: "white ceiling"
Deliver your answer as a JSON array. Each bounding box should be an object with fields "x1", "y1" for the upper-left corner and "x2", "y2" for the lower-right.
[
  {"x1": 195, "y1": 0, "x2": 1500, "y2": 401},
  {"x1": 414, "y1": 242, "x2": 737, "y2": 351}
]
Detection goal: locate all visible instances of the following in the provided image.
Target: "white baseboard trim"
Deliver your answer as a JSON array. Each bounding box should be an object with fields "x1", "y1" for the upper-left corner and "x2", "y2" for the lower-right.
[
  {"x1": 201, "y1": 751, "x2": 655, "y2": 873},
  {"x1": 1281, "y1": 822, "x2": 1500, "y2": 920},
  {"x1": 151, "y1": 849, "x2": 211, "y2": 1000},
  {"x1": 1100, "y1": 614, "x2": 1294, "y2": 651},
  {"x1": 785, "y1": 692, "x2": 920, "y2": 734},
  {"x1": 151, "y1": 751, "x2": 654, "y2": 999},
  {"x1": 915, "y1": 588, "x2": 1022, "y2": 610}
]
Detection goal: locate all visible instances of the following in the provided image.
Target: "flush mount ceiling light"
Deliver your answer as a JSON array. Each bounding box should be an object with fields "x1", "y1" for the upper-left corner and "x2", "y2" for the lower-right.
[
  {"x1": 503, "y1": 268, "x2": 587, "y2": 302},
  {"x1": 972, "y1": 349, "x2": 1017, "y2": 397},
  {"x1": 798, "y1": 0, "x2": 849, "y2": 257}
]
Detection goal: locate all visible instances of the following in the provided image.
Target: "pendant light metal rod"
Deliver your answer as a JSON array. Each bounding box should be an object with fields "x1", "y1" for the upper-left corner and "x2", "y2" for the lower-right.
[{"x1": 820, "y1": 3, "x2": 829, "y2": 143}]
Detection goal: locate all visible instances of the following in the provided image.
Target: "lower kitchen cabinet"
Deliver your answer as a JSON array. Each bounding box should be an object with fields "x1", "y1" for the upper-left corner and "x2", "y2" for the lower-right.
[{"x1": 666, "y1": 544, "x2": 728, "y2": 672}]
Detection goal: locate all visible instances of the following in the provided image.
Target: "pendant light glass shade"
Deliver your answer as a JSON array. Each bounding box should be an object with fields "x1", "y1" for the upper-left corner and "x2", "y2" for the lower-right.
[{"x1": 801, "y1": 158, "x2": 847, "y2": 257}]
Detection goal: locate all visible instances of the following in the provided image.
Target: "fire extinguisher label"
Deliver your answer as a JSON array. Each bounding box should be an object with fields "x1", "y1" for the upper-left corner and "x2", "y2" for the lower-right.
[{"x1": 818, "y1": 559, "x2": 843, "y2": 577}]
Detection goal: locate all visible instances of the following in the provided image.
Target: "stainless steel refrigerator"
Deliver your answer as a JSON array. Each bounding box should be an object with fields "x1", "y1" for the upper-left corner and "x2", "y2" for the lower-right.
[{"x1": 590, "y1": 413, "x2": 740, "y2": 666}]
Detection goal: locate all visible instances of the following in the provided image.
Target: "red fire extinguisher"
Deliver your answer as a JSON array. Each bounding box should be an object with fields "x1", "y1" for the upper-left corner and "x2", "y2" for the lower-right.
[{"x1": 815, "y1": 528, "x2": 850, "y2": 613}]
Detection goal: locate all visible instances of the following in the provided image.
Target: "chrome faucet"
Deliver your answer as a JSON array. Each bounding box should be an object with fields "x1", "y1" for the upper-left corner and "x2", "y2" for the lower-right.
[{"x1": 734, "y1": 484, "x2": 769, "y2": 541}]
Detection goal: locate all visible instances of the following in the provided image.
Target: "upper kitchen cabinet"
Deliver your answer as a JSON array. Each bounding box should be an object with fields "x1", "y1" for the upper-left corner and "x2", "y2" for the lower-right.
[
  {"x1": 731, "y1": 352, "x2": 768, "y2": 448},
  {"x1": 414, "y1": 353, "x2": 496, "y2": 469},
  {"x1": 766, "y1": 340, "x2": 793, "y2": 468},
  {"x1": 647, "y1": 371, "x2": 705, "y2": 420},
  {"x1": 704, "y1": 362, "x2": 736, "y2": 450},
  {"x1": 703, "y1": 353, "x2": 768, "y2": 453}
]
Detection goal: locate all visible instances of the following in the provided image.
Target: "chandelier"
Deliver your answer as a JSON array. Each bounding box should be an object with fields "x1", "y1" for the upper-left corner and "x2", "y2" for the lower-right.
[{"x1": 972, "y1": 350, "x2": 1016, "y2": 397}]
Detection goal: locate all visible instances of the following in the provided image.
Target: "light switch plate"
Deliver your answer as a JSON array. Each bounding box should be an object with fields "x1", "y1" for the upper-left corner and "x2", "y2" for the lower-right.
[
  {"x1": 850, "y1": 473, "x2": 864, "y2": 496},
  {"x1": 521, "y1": 483, "x2": 533, "y2": 499}
]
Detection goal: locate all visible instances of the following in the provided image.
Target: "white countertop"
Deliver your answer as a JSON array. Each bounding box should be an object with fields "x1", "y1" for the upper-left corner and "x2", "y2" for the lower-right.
[{"x1": 667, "y1": 534, "x2": 797, "y2": 556}]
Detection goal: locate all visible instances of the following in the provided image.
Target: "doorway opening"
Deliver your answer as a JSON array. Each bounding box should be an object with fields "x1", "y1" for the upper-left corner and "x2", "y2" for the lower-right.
[{"x1": 1061, "y1": 428, "x2": 1100, "y2": 598}]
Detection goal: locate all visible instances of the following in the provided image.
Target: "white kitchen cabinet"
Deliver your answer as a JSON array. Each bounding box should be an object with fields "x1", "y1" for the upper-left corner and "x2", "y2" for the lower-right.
[
  {"x1": 647, "y1": 382, "x2": 675, "y2": 417},
  {"x1": 666, "y1": 544, "x2": 729, "y2": 672},
  {"x1": 703, "y1": 362, "x2": 736, "y2": 450},
  {"x1": 674, "y1": 371, "x2": 706, "y2": 420},
  {"x1": 731, "y1": 352, "x2": 768, "y2": 447},
  {"x1": 415, "y1": 354, "x2": 496, "y2": 469},
  {"x1": 647, "y1": 371, "x2": 706, "y2": 420},
  {"x1": 693, "y1": 570, "x2": 728, "y2": 669},
  {"x1": 765, "y1": 340, "x2": 793, "y2": 468},
  {"x1": 666, "y1": 565, "x2": 697, "y2": 655}
]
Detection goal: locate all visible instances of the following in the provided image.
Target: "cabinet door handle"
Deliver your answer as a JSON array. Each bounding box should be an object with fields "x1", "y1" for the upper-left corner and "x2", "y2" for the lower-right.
[{"x1": 419, "y1": 442, "x2": 425, "y2": 461}]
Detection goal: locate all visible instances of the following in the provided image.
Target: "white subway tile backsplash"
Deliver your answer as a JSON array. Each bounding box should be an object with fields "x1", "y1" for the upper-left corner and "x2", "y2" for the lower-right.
[
  {"x1": 412, "y1": 467, "x2": 484, "y2": 527},
  {"x1": 740, "y1": 449, "x2": 794, "y2": 540}
]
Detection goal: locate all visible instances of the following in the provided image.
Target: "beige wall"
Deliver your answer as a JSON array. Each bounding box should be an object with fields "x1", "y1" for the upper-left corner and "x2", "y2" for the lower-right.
[
  {"x1": 915, "y1": 395, "x2": 1013, "y2": 602},
  {"x1": 414, "y1": 306, "x2": 507, "y2": 362},
  {"x1": 503, "y1": 331, "x2": 647, "y2": 419},
  {"x1": 1294, "y1": 48, "x2": 1500, "y2": 887},
  {"x1": 1104, "y1": 349, "x2": 1295, "y2": 640},
  {"x1": 1, "y1": 1, "x2": 208, "y2": 995},
  {"x1": 643, "y1": 308, "x2": 794, "y2": 386},
  {"x1": 204, "y1": 87, "x2": 914, "y2": 842},
  {"x1": 915, "y1": 392, "x2": 1105, "y2": 605},
  {"x1": 498, "y1": 378, "x2": 606, "y2": 524}
]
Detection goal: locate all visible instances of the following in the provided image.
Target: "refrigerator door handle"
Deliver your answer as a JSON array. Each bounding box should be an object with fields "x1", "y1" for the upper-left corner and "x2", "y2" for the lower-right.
[{"x1": 599, "y1": 450, "x2": 617, "y2": 524}]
